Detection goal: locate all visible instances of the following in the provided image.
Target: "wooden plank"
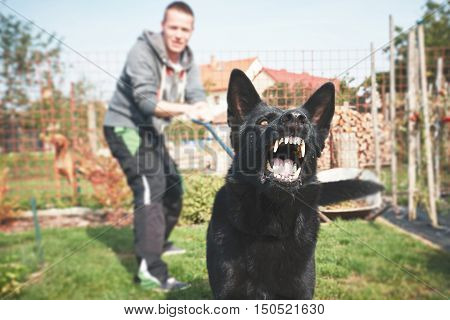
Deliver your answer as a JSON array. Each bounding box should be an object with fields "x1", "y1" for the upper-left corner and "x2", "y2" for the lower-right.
[
  {"x1": 389, "y1": 15, "x2": 398, "y2": 211},
  {"x1": 407, "y1": 30, "x2": 418, "y2": 221},
  {"x1": 434, "y1": 57, "x2": 443, "y2": 199},
  {"x1": 417, "y1": 25, "x2": 438, "y2": 227},
  {"x1": 87, "y1": 103, "x2": 98, "y2": 154},
  {"x1": 371, "y1": 42, "x2": 381, "y2": 177}
]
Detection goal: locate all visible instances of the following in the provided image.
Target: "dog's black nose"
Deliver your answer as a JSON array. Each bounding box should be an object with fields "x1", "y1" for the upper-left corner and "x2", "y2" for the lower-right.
[{"x1": 280, "y1": 111, "x2": 306, "y2": 125}]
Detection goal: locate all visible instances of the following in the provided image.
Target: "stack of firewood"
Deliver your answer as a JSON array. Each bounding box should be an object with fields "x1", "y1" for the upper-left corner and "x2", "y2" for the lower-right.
[{"x1": 318, "y1": 106, "x2": 391, "y2": 169}]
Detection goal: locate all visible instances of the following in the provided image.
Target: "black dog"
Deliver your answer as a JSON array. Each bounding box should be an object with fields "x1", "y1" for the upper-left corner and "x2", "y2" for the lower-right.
[{"x1": 206, "y1": 69, "x2": 383, "y2": 299}]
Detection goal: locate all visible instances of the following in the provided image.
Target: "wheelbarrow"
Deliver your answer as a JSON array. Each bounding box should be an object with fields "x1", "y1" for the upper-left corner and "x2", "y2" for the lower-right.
[{"x1": 316, "y1": 168, "x2": 389, "y2": 221}]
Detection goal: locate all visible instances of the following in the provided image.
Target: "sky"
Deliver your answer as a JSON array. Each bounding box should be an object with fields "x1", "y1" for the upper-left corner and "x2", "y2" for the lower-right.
[
  {"x1": 0, "y1": 0, "x2": 438, "y2": 98},
  {"x1": 2, "y1": 0, "x2": 430, "y2": 52}
]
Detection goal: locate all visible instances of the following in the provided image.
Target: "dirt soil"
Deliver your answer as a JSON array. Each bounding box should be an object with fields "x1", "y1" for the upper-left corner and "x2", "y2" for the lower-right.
[{"x1": 0, "y1": 209, "x2": 133, "y2": 233}]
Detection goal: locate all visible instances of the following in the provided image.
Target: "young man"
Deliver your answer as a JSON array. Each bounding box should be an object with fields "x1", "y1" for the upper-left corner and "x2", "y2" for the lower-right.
[{"x1": 103, "y1": 1, "x2": 208, "y2": 290}]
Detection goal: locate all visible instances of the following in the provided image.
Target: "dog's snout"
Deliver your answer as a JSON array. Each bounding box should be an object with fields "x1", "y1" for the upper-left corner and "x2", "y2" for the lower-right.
[{"x1": 280, "y1": 111, "x2": 306, "y2": 125}]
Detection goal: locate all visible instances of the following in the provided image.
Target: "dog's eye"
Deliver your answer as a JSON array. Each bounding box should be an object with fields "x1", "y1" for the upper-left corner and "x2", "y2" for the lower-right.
[{"x1": 259, "y1": 119, "x2": 269, "y2": 126}]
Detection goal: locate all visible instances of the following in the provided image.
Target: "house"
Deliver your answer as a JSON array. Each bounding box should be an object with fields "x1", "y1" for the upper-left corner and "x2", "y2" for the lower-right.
[
  {"x1": 200, "y1": 56, "x2": 264, "y2": 108},
  {"x1": 254, "y1": 68, "x2": 340, "y2": 107},
  {"x1": 260, "y1": 68, "x2": 339, "y2": 91},
  {"x1": 201, "y1": 56, "x2": 339, "y2": 110},
  {"x1": 200, "y1": 56, "x2": 340, "y2": 123}
]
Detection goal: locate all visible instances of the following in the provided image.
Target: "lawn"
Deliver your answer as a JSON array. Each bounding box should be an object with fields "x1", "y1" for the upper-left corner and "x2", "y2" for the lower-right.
[
  {"x1": 1, "y1": 220, "x2": 449, "y2": 299},
  {"x1": 1, "y1": 151, "x2": 103, "y2": 210}
]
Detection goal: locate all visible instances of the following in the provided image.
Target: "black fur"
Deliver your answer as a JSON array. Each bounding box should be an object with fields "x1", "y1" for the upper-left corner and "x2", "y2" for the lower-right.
[{"x1": 206, "y1": 69, "x2": 382, "y2": 299}]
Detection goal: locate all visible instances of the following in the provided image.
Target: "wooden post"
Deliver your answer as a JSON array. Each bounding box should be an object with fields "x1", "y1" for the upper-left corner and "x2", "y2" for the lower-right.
[
  {"x1": 31, "y1": 197, "x2": 44, "y2": 266},
  {"x1": 414, "y1": 45, "x2": 422, "y2": 170},
  {"x1": 407, "y1": 30, "x2": 418, "y2": 221},
  {"x1": 70, "y1": 83, "x2": 77, "y2": 149},
  {"x1": 389, "y1": 15, "x2": 398, "y2": 210},
  {"x1": 87, "y1": 103, "x2": 98, "y2": 153},
  {"x1": 417, "y1": 25, "x2": 438, "y2": 227},
  {"x1": 434, "y1": 57, "x2": 443, "y2": 199},
  {"x1": 371, "y1": 42, "x2": 381, "y2": 177},
  {"x1": 47, "y1": 61, "x2": 56, "y2": 124},
  {"x1": 335, "y1": 132, "x2": 358, "y2": 168}
]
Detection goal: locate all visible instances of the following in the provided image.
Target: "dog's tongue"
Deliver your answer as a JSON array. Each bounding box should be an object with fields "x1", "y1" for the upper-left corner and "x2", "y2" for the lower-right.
[{"x1": 273, "y1": 158, "x2": 295, "y2": 177}]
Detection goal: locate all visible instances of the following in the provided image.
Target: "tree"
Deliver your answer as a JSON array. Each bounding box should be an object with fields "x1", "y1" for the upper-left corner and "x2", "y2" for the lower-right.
[
  {"x1": 0, "y1": 12, "x2": 61, "y2": 110},
  {"x1": 336, "y1": 76, "x2": 359, "y2": 106},
  {"x1": 420, "y1": 0, "x2": 449, "y2": 47},
  {"x1": 392, "y1": 1, "x2": 449, "y2": 50},
  {"x1": 387, "y1": 0, "x2": 450, "y2": 93}
]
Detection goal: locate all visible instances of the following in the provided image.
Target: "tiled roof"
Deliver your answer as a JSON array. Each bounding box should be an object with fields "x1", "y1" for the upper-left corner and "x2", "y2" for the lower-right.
[
  {"x1": 200, "y1": 57, "x2": 258, "y2": 92},
  {"x1": 263, "y1": 68, "x2": 339, "y2": 90}
]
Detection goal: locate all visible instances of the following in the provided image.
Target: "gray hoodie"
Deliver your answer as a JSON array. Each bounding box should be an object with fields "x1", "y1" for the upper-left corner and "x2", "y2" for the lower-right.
[{"x1": 104, "y1": 31, "x2": 206, "y2": 132}]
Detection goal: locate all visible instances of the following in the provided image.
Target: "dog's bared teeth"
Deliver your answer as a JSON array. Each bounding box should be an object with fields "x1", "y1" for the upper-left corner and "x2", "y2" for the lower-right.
[
  {"x1": 301, "y1": 142, "x2": 306, "y2": 158},
  {"x1": 296, "y1": 137, "x2": 301, "y2": 145},
  {"x1": 293, "y1": 166, "x2": 302, "y2": 179},
  {"x1": 266, "y1": 161, "x2": 273, "y2": 172},
  {"x1": 273, "y1": 140, "x2": 279, "y2": 153},
  {"x1": 284, "y1": 136, "x2": 289, "y2": 144},
  {"x1": 273, "y1": 158, "x2": 282, "y2": 175}
]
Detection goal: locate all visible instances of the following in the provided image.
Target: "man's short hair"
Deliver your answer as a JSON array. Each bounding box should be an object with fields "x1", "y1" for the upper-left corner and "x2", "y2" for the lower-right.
[{"x1": 163, "y1": 1, "x2": 194, "y2": 21}]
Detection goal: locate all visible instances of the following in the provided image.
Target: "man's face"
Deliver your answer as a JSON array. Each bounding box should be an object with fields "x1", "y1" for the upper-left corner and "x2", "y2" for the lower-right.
[{"x1": 162, "y1": 9, "x2": 194, "y2": 56}]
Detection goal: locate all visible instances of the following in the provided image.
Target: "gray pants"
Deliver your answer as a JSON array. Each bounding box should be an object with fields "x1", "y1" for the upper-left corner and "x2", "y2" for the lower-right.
[{"x1": 104, "y1": 126, "x2": 183, "y2": 282}]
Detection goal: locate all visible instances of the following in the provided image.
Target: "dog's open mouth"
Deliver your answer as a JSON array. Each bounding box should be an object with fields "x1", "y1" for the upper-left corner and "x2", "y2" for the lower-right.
[{"x1": 265, "y1": 135, "x2": 306, "y2": 183}]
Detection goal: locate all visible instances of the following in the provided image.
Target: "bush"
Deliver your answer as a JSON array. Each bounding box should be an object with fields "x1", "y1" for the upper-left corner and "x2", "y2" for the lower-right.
[
  {"x1": 0, "y1": 262, "x2": 26, "y2": 297},
  {"x1": 165, "y1": 120, "x2": 207, "y2": 142},
  {"x1": 0, "y1": 168, "x2": 23, "y2": 222},
  {"x1": 180, "y1": 173, "x2": 224, "y2": 224}
]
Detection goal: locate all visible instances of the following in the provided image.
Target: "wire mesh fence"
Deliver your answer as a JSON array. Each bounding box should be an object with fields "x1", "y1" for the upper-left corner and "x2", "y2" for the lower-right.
[{"x1": 0, "y1": 46, "x2": 448, "y2": 212}]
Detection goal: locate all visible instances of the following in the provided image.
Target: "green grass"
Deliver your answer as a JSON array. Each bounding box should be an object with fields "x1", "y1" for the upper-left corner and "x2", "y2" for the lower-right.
[
  {"x1": 1, "y1": 220, "x2": 449, "y2": 299},
  {"x1": 5, "y1": 178, "x2": 102, "y2": 210},
  {"x1": 0, "y1": 152, "x2": 53, "y2": 175},
  {"x1": 1, "y1": 151, "x2": 103, "y2": 210}
]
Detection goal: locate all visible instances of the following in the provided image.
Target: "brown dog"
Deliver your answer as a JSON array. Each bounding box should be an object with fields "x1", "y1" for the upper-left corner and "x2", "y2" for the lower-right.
[{"x1": 40, "y1": 124, "x2": 77, "y2": 201}]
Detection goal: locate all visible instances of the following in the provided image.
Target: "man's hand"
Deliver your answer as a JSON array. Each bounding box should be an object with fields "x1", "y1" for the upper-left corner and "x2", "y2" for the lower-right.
[
  {"x1": 186, "y1": 101, "x2": 213, "y2": 122},
  {"x1": 155, "y1": 100, "x2": 212, "y2": 122},
  {"x1": 192, "y1": 101, "x2": 208, "y2": 109},
  {"x1": 154, "y1": 101, "x2": 186, "y2": 118}
]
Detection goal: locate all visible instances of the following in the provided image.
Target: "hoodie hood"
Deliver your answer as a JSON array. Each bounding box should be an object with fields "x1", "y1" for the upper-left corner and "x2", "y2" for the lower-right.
[{"x1": 140, "y1": 30, "x2": 194, "y2": 70}]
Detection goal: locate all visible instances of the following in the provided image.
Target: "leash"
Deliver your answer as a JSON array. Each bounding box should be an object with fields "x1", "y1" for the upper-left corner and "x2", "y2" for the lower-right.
[{"x1": 191, "y1": 119, "x2": 234, "y2": 158}]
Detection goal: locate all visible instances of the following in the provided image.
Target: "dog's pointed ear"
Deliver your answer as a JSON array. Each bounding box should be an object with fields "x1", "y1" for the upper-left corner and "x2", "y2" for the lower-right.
[
  {"x1": 227, "y1": 69, "x2": 261, "y2": 127},
  {"x1": 302, "y1": 82, "x2": 335, "y2": 151},
  {"x1": 302, "y1": 82, "x2": 335, "y2": 131}
]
